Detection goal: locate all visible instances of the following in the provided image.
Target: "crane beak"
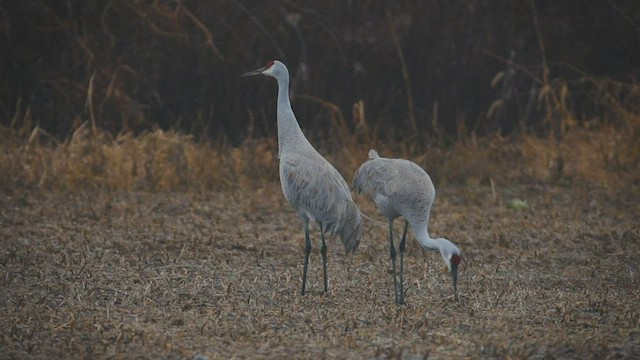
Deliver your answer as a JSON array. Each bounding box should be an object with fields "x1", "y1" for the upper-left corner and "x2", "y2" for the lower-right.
[
  {"x1": 451, "y1": 262, "x2": 459, "y2": 302},
  {"x1": 240, "y1": 65, "x2": 268, "y2": 77}
]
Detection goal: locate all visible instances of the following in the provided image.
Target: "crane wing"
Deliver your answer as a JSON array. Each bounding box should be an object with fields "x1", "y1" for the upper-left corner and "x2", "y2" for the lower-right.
[
  {"x1": 353, "y1": 151, "x2": 435, "y2": 221},
  {"x1": 280, "y1": 153, "x2": 362, "y2": 253},
  {"x1": 353, "y1": 157, "x2": 398, "y2": 199}
]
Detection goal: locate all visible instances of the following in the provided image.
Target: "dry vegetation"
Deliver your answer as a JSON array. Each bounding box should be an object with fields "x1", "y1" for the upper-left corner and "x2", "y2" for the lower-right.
[
  {"x1": 2, "y1": 2, "x2": 640, "y2": 358},
  {"x1": 1, "y1": 115, "x2": 640, "y2": 359},
  {"x1": 2, "y1": 44, "x2": 640, "y2": 357}
]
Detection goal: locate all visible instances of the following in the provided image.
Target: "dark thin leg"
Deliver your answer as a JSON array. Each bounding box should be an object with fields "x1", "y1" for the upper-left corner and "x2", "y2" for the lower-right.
[
  {"x1": 388, "y1": 221, "x2": 398, "y2": 304},
  {"x1": 398, "y1": 220, "x2": 409, "y2": 305},
  {"x1": 301, "y1": 223, "x2": 312, "y2": 295},
  {"x1": 320, "y1": 222, "x2": 328, "y2": 293}
]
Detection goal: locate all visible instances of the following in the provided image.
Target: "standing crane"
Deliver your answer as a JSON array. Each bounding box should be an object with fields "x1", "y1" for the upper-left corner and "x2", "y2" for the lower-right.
[
  {"x1": 353, "y1": 150, "x2": 461, "y2": 304},
  {"x1": 241, "y1": 60, "x2": 363, "y2": 295}
]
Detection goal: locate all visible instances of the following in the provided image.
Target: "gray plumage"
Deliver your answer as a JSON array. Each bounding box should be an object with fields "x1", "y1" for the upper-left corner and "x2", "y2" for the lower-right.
[
  {"x1": 353, "y1": 149, "x2": 461, "y2": 303},
  {"x1": 242, "y1": 60, "x2": 362, "y2": 294},
  {"x1": 280, "y1": 152, "x2": 361, "y2": 253}
]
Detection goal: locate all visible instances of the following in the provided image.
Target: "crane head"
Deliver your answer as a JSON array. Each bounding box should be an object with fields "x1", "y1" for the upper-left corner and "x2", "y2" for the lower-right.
[
  {"x1": 438, "y1": 239, "x2": 461, "y2": 302},
  {"x1": 240, "y1": 60, "x2": 282, "y2": 78}
]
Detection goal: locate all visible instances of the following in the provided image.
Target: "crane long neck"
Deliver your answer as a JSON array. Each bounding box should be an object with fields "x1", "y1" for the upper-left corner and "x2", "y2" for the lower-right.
[
  {"x1": 276, "y1": 74, "x2": 311, "y2": 156},
  {"x1": 413, "y1": 225, "x2": 442, "y2": 252}
]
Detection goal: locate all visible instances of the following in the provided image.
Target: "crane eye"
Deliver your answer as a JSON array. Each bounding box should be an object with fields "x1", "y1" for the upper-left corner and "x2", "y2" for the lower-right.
[
  {"x1": 266, "y1": 60, "x2": 275, "y2": 68},
  {"x1": 451, "y1": 254, "x2": 462, "y2": 265}
]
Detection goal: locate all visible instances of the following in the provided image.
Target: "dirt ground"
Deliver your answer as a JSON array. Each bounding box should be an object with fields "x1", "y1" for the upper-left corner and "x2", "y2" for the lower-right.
[{"x1": 1, "y1": 182, "x2": 639, "y2": 359}]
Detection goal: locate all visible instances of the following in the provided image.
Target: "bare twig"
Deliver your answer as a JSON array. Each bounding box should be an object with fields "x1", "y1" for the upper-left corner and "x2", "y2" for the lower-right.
[
  {"x1": 610, "y1": 0, "x2": 640, "y2": 35},
  {"x1": 232, "y1": 0, "x2": 285, "y2": 60},
  {"x1": 293, "y1": 94, "x2": 348, "y2": 136},
  {"x1": 481, "y1": 49, "x2": 541, "y2": 85},
  {"x1": 532, "y1": 0, "x2": 564, "y2": 179},
  {"x1": 86, "y1": 71, "x2": 97, "y2": 136},
  {"x1": 179, "y1": 3, "x2": 225, "y2": 60},
  {"x1": 493, "y1": 287, "x2": 506, "y2": 308},
  {"x1": 387, "y1": 11, "x2": 417, "y2": 135}
]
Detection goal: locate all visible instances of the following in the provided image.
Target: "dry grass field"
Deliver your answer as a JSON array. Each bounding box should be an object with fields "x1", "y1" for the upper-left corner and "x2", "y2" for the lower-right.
[
  {"x1": 2, "y1": 2, "x2": 639, "y2": 358},
  {"x1": 1, "y1": 126, "x2": 639, "y2": 359}
]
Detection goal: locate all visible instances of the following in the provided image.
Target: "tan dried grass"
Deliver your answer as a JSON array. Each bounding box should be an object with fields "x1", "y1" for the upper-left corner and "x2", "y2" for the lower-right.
[
  {"x1": 1, "y1": 121, "x2": 637, "y2": 193},
  {"x1": 1, "y1": 122, "x2": 280, "y2": 192},
  {"x1": 1, "y1": 110, "x2": 639, "y2": 359},
  {"x1": 1, "y1": 181, "x2": 638, "y2": 359}
]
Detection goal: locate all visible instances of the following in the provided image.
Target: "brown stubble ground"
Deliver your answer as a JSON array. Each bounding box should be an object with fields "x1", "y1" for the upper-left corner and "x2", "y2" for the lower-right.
[{"x1": 1, "y1": 182, "x2": 639, "y2": 359}]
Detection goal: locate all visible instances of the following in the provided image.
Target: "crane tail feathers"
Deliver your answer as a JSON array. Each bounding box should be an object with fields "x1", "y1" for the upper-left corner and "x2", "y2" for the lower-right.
[
  {"x1": 368, "y1": 149, "x2": 380, "y2": 159},
  {"x1": 338, "y1": 201, "x2": 362, "y2": 254}
]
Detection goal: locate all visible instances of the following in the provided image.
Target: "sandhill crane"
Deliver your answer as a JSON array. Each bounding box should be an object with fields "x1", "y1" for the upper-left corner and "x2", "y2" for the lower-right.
[
  {"x1": 353, "y1": 150, "x2": 461, "y2": 304},
  {"x1": 241, "y1": 60, "x2": 363, "y2": 295}
]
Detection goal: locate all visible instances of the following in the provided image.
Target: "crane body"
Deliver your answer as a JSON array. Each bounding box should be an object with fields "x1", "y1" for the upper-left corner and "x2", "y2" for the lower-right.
[
  {"x1": 242, "y1": 61, "x2": 362, "y2": 295},
  {"x1": 353, "y1": 150, "x2": 461, "y2": 303}
]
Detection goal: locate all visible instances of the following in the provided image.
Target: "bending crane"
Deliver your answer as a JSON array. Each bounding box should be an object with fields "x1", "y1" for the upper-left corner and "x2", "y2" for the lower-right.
[{"x1": 353, "y1": 150, "x2": 461, "y2": 304}]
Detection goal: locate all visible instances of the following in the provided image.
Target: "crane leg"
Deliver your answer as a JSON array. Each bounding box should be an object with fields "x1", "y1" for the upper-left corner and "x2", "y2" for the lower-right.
[
  {"x1": 319, "y1": 222, "x2": 328, "y2": 293},
  {"x1": 301, "y1": 223, "x2": 312, "y2": 295},
  {"x1": 398, "y1": 220, "x2": 409, "y2": 305},
  {"x1": 388, "y1": 221, "x2": 399, "y2": 304}
]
